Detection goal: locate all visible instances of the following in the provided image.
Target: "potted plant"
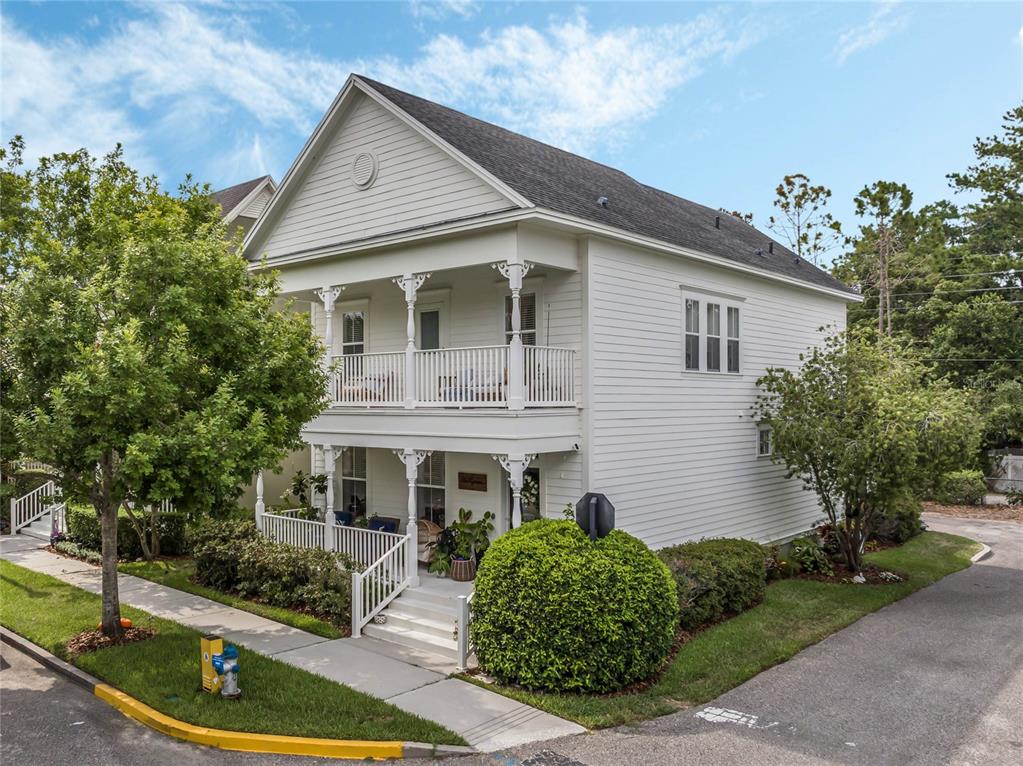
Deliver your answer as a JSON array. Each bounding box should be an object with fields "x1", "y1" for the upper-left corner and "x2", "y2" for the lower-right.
[
  {"x1": 447, "y1": 508, "x2": 495, "y2": 581},
  {"x1": 427, "y1": 527, "x2": 456, "y2": 577}
]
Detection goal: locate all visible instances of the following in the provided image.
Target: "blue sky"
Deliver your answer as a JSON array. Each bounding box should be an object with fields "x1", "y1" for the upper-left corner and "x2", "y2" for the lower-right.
[{"x1": 2, "y1": 1, "x2": 1021, "y2": 260}]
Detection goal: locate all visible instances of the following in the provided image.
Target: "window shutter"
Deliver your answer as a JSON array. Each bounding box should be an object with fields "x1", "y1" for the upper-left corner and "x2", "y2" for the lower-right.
[{"x1": 418, "y1": 451, "x2": 445, "y2": 487}]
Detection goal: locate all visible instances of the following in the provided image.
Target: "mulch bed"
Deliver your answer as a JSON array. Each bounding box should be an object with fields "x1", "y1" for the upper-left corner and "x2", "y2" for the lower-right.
[
  {"x1": 797, "y1": 562, "x2": 904, "y2": 585},
  {"x1": 923, "y1": 501, "x2": 1023, "y2": 523},
  {"x1": 66, "y1": 626, "x2": 156, "y2": 656}
]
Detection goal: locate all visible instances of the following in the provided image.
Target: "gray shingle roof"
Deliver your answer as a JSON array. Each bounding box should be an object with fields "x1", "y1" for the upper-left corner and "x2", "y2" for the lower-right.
[
  {"x1": 357, "y1": 76, "x2": 855, "y2": 296},
  {"x1": 212, "y1": 175, "x2": 273, "y2": 219}
]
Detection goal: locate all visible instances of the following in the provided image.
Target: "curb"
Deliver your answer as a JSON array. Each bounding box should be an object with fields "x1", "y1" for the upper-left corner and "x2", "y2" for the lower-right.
[
  {"x1": 1, "y1": 627, "x2": 474, "y2": 760},
  {"x1": 971, "y1": 543, "x2": 992, "y2": 563}
]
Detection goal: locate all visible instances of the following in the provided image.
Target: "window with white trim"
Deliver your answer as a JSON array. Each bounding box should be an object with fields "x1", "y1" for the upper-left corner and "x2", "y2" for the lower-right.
[
  {"x1": 341, "y1": 311, "x2": 365, "y2": 356},
  {"x1": 757, "y1": 427, "x2": 773, "y2": 457},
  {"x1": 341, "y1": 447, "x2": 367, "y2": 515},
  {"x1": 416, "y1": 451, "x2": 446, "y2": 525},
  {"x1": 682, "y1": 291, "x2": 742, "y2": 374}
]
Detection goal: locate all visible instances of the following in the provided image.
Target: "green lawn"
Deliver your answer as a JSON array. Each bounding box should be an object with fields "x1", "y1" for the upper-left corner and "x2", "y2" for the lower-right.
[
  {"x1": 119, "y1": 558, "x2": 344, "y2": 640},
  {"x1": 0, "y1": 560, "x2": 464, "y2": 745},
  {"x1": 465, "y1": 531, "x2": 981, "y2": 729}
]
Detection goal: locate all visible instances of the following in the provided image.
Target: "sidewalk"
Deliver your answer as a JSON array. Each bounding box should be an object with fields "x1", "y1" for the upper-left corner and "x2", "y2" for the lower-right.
[{"x1": 0, "y1": 535, "x2": 585, "y2": 752}]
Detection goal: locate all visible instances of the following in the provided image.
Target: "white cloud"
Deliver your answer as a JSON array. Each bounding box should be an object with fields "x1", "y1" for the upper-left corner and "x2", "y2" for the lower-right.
[
  {"x1": 360, "y1": 10, "x2": 761, "y2": 153},
  {"x1": 1, "y1": 4, "x2": 761, "y2": 181},
  {"x1": 834, "y1": 1, "x2": 909, "y2": 64},
  {"x1": 408, "y1": 1, "x2": 478, "y2": 21}
]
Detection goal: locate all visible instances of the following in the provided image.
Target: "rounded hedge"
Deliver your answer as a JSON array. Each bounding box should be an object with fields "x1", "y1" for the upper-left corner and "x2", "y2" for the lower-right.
[
  {"x1": 657, "y1": 538, "x2": 768, "y2": 630},
  {"x1": 471, "y1": 520, "x2": 677, "y2": 693}
]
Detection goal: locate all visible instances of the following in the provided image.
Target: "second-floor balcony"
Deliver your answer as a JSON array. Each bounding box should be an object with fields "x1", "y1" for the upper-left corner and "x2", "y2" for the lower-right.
[{"x1": 330, "y1": 344, "x2": 576, "y2": 409}]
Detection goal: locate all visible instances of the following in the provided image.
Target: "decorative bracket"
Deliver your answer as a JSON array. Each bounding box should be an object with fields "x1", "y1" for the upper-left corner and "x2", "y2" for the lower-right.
[
  {"x1": 491, "y1": 261, "x2": 533, "y2": 284},
  {"x1": 393, "y1": 273, "x2": 431, "y2": 303},
  {"x1": 315, "y1": 284, "x2": 346, "y2": 313}
]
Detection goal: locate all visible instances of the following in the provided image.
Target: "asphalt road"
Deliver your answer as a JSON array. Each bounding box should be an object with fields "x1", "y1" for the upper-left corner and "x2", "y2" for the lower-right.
[{"x1": 3, "y1": 515, "x2": 1020, "y2": 766}]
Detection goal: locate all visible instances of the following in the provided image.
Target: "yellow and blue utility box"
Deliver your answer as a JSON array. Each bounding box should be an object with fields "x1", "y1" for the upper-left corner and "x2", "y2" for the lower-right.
[{"x1": 201, "y1": 634, "x2": 224, "y2": 694}]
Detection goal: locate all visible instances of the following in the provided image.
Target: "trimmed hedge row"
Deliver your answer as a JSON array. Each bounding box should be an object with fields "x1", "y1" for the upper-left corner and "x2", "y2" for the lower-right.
[
  {"x1": 935, "y1": 469, "x2": 987, "y2": 506},
  {"x1": 471, "y1": 520, "x2": 677, "y2": 694},
  {"x1": 192, "y1": 518, "x2": 357, "y2": 628},
  {"x1": 657, "y1": 538, "x2": 768, "y2": 631},
  {"x1": 66, "y1": 504, "x2": 188, "y2": 560}
]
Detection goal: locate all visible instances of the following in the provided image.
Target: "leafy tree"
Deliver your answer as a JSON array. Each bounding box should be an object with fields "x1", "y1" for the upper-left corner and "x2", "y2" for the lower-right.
[
  {"x1": 4, "y1": 144, "x2": 326, "y2": 635},
  {"x1": 928, "y1": 293, "x2": 1023, "y2": 387},
  {"x1": 754, "y1": 333, "x2": 978, "y2": 572},
  {"x1": 766, "y1": 173, "x2": 843, "y2": 265},
  {"x1": 850, "y1": 181, "x2": 915, "y2": 335},
  {"x1": 948, "y1": 105, "x2": 1023, "y2": 259},
  {"x1": 978, "y1": 380, "x2": 1023, "y2": 450}
]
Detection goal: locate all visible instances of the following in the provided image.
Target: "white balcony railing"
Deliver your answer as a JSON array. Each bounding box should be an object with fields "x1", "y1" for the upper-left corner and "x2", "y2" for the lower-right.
[{"x1": 330, "y1": 344, "x2": 575, "y2": 409}]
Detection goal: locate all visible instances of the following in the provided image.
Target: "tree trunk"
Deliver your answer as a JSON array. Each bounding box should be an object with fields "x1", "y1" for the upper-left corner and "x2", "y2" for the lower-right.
[
  {"x1": 98, "y1": 500, "x2": 123, "y2": 637},
  {"x1": 150, "y1": 504, "x2": 161, "y2": 559}
]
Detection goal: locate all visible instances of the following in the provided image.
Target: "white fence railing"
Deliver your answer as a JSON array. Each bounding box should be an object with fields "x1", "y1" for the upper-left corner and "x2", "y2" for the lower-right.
[
  {"x1": 262, "y1": 513, "x2": 325, "y2": 550},
  {"x1": 12, "y1": 480, "x2": 57, "y2": 532},
  {"x1": 416, "y1": 345, "x2": 508, "y2": 407},
  {"x1": 334, "y1": 524, "x2": 407, "y2": 569},
  {"x1": 329, "y1": 344, "x2": 576, "y2": 409},
  {"x1": 525, "y1": 345, "x2": 576, "y2": 407},
  {"x1": 49, "y1": 502, "x2": 67, "y2": 537},
  {"x1": 332, "y1": 351, "x2": 404, "y2": 407},
  {"x1": 352, "y1": 536, "x2": 411, "y2": 637}
]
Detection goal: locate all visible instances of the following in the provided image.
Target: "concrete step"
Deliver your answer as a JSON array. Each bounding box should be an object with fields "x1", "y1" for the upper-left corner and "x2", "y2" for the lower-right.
[
  {"x1": 392, "y1": 594, "x2": 458, "y2": 623},
  {"x1": 18, "y1": 516, "x2": 52, "y2": 542},
  {"x1": 397, "y1": 587, "x2": 462, "y2": 611},
  {"x1": 362, "y1": 621, "x2": 458, "y2": 660},
  {"x1": 381, "y1": 607, "x2": 457, "y2": 641}
]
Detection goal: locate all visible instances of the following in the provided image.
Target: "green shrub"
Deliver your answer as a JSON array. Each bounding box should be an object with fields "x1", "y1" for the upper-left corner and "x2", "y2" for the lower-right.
[
  {"x1": 936, "y1": 470, "x2": 987, "y2": 505},
  {"x1": 663, "y1": 557, "x2": 723, "y2": 629},
  {"x1": 657, "y1": 538, "x2": 768, "y2": 629},
  {"x1": 192, "y1": 519, "x2": 355, "y2": 627},
  {"x1": 471, "y1": 520, "x2": 677, "y2": 693},
  {"x1": 1007, "y1": 487, "x2": 1023, "y2": 506},
  {"x1": 66, "y1": 504, "x2": 189, "y2": 560},
  {"x1": 191, "y1": 518, "x2": 260, "y2": 590},
  {"x1": 873, "y1": 493, "x2": 925, "y2": 544},
  {"x1": 788, "y1": 536, "x2": 834, "y2": 576},
  {"x1": 54, "y1": 539, "x2": 103, "y2": 565}
]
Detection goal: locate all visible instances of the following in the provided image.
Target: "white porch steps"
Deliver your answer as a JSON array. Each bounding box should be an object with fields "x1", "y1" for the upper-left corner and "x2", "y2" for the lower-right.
[
  {"x1": 17, "y1": 513, "x2": 53, "y2": 542},
  {"x1": 361, "y1": 587, "x2": 460, "y2": 661}
]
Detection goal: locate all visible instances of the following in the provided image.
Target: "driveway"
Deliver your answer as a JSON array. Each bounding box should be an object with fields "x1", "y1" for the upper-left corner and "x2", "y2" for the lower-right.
[{"x1": 429, "y1": 515, "x2": 1023, "y2": 766}]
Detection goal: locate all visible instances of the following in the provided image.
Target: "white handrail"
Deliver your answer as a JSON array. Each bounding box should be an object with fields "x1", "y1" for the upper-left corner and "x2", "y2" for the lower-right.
[
  {"x1": 416, "y1": 345, "x2": 508, "y2": 407},
  {"x1": 262, "y1": 512, "x2": 324, "y2": 549},
  {"x1": 333, "y1": 351, "x2": 404, "y2": 407},
  {"x1": 351, "y1": 535, "x2": 411, "y2": 637},
  {"x1": 49, "y1": 502, "x2": 67, "y2": 537},
  {"x1": 333, "y1": 525, "x2": 406, "y2": 568},
  {"x1": 524, "y1": 346, "x2": 575, "y2": 406},
  {"x1": 12, "y1": 481, "x2": 57, "y2": 532}
]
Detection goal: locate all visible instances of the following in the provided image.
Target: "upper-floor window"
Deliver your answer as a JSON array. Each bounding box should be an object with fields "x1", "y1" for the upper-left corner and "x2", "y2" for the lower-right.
[
  {"x1": 505, "y1": 292, "x2": 537, "y2": 346},
  {"x1": 682, "y1": 291, "x2": 742, "y2": 374},
  {"x1": 342, "y1": 311, "x2": 365, "y2": 356},
  {"x1": 341, "y1": 447, "x2": 367, "y2": 515}
]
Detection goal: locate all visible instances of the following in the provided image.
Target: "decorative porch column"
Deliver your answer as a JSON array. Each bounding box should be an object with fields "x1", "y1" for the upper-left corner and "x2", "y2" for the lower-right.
[
  {"x1": 392, "y1": 273, "x2": 430, "y2": 409},
  {"x1": 394, "y1": 448, "x2": 430, "y2": 587},
  {"x1": 322, "y1": 445, "x2": 336, "y2": 521},
  {"x1": 255, "y1": 470, "x2": 265, "y2": 532},
  {"x1": 493, "y1": 453, "x2": 536, "y2": 528},
  {"x1": 316, "y1": 284, "x2": 345, "y2": 375},
  {"x1": 492, "y1": 260, "x2": 532, "y2": 410}
]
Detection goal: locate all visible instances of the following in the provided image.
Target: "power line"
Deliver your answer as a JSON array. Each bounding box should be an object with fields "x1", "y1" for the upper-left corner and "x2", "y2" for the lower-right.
[
  {"x1": 849, "y1": 300, "x2": 1023, "y2": 313},
  {"x1": 889, "y1": 286, "x2": 1020, "y2": 297}
]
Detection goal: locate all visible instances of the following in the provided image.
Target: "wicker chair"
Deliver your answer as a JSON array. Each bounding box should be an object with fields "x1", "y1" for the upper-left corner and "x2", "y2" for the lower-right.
[{"x1": 416, "y1": 518, "x2": 443, "y2": 563}]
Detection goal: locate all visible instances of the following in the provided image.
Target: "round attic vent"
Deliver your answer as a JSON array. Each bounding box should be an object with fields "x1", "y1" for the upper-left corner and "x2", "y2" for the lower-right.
[{"x1": 352, "y1": 152, "x2": 378, "y2": 188}]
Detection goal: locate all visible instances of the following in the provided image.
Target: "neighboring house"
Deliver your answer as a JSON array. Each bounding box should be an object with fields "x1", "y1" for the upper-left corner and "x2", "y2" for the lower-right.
[
  {"x1": 212, "y1": 175, "x2": 277, "y2": 238},
  {"x1": 239, "y1": 74, "x2": 859, "y2": 656}
]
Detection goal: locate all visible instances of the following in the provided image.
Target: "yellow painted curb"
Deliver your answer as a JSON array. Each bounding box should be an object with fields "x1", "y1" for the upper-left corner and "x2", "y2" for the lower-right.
[{"x1": 94, "y1": 684, "x2": 405, "y2": 760}]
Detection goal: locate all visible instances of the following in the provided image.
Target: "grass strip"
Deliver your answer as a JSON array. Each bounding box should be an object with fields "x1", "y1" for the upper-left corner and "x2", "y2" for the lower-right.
[
  {"x1": 119, "y1": 558, "x2": 344, "y2": 640},
  {"x1": 0, "y1": 559, "x2": 464, "y2": 745},
  {"x1": 463, "y1": 531, "x2": 981, "y2": 729}
]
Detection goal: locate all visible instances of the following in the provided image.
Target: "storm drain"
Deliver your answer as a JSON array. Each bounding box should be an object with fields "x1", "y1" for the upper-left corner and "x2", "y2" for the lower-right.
[{"x1": 521, "y1": 750, "x2": 588, "y2": 766}]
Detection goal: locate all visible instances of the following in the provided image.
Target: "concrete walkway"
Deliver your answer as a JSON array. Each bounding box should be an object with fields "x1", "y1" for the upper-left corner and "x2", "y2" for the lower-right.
[{"x1": 0, "y1": 535, "x2": 584, "y2": 752}]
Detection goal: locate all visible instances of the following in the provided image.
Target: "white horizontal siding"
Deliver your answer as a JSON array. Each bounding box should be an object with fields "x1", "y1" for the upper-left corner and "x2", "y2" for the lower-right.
[
  {"x1": 258, "y1": 92, "x2": 512, "y2": 259},
  {"x1": 585, "y1": 237, "x2": 848, "y2": 548}
]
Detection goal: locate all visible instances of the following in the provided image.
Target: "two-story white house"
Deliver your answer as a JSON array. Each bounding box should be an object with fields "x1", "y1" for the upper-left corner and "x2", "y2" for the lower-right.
[{"x1": 239, "y1": 74, "x2": 858, "y2": 658}]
